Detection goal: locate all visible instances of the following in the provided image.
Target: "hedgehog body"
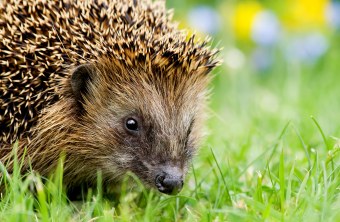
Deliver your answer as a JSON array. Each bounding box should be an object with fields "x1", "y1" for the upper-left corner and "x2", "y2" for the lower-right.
[{"x1": 0, "y1": 0, "x2": 218, "y2": 194}]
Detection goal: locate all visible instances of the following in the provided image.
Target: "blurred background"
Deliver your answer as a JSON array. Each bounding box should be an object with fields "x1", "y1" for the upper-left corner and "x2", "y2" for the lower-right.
[
  {"x1": 166, "y1": 0, "x2": 340, "y2": 137},
  {"x1": 168, "y1": 0, "x2": 339, "y2": 69},
  {"x1": 165, "y1": 0, "x2": 340, "y2": 174}
]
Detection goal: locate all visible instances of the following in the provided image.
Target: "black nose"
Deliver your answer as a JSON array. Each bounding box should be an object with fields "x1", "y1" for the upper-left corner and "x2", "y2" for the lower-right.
[{"x1": 155, "y1": 168, "x2": 183, "y2": 195}]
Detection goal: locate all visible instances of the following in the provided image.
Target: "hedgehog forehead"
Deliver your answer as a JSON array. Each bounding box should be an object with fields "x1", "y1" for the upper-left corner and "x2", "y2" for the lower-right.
[
  {"x1": 98, "y1": 64, "x2": 205, "y2": 127},
  {"x1": 96, "y1": 58, "x2": 210, "y2": 99},
  {"x1": 104, "y1": 73, "x2": 201, "y2": 113}
]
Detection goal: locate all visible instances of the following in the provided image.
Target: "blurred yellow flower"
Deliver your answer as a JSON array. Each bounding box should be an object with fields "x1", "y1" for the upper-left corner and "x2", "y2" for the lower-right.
[
  {"x1": 284, "y1": 0, "x2": 329, "y2": 29},
  {"x1": 232, "y1": 1, "x2": 263, "y2": 40}
]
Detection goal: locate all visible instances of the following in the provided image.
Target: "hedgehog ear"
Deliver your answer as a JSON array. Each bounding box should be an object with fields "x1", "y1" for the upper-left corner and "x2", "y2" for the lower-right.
[{"x1": 71, "y1": 63, "x2": 96, "y2": 101}]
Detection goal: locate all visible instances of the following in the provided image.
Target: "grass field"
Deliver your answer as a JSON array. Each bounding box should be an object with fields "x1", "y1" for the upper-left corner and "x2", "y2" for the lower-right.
[{"x1": 1, "y1": 1, "x2": 340, "y2": 221}]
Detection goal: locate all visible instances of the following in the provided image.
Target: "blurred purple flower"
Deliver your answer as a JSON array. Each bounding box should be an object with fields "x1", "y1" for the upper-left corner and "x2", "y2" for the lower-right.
[
  {"x1": 251, "y1": 11, "x2": 281, "y2": 46},
  {"x1": 326, "y1": 1, "x2": 340, "y2": 29},
  {"x1": 285, "y1": 33, "x2": 328, "y2": 63},
  {"x1": 188, "y1": 6, "x2": 221, "y2": 35}
]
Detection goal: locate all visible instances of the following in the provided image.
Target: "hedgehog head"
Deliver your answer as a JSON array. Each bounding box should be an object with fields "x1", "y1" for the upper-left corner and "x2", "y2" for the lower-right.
[{"x1": 65, "y1": 48, "x2": 217, "y2": 194}]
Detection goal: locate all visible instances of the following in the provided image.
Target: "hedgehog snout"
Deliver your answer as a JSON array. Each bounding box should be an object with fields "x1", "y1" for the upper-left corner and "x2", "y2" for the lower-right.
[{"x1": 154, "y1": 165, "x2": 184, "y2": 195}]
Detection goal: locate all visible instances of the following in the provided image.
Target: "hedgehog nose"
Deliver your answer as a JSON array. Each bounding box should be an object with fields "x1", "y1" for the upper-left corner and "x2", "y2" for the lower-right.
[{"x1": 155, "y1": 167, "x2": 183, "y2": 195}]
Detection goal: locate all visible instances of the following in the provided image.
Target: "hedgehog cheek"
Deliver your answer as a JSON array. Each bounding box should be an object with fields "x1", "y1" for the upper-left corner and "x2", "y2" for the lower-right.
[{"x1": 70, "y1": 63, "x2": 96, "y2": 102}]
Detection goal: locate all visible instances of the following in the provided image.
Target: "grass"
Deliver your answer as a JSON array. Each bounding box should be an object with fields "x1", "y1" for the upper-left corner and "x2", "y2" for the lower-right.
[{"x1": 1, "y1": 3, "x2": 340, "y2": 222}]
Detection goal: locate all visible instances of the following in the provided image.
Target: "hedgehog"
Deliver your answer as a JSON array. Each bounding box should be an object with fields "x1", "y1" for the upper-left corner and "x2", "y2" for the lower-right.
[{"x1": 0, "y1": 0, "x2": 219, "y2": 195}]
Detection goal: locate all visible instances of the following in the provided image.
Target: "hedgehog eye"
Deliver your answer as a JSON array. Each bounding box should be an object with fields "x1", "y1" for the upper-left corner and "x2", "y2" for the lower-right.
[{"x1": 125, "y1": 118, "x2": 139, "y2": 131}]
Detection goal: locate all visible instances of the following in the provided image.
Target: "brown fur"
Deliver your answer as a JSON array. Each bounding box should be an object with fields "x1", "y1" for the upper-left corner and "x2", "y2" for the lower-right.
[{"x1": 0, "y1": 0, "x2": 219, "y2": 192}]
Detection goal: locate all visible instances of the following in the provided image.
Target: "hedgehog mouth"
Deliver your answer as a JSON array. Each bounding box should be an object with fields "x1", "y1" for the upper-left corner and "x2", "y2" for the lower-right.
[{"x1": 129, "y1": 161, "x2": 184, "y2": 195}]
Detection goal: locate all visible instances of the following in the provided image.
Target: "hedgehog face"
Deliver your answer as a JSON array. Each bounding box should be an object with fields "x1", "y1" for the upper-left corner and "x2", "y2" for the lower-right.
[{"x1": 69, "y1": 61, "x2": 208, "y2": 195}]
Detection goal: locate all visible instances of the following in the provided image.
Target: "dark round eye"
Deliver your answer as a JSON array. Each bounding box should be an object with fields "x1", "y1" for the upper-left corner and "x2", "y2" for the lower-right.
[{"x1": 125, "y1": 118, "x2": 139, "y2": 131}]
